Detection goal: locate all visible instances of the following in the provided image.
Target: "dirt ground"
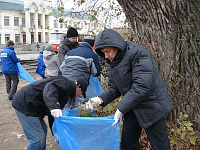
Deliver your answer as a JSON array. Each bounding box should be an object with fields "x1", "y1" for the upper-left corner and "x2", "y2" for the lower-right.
[{"x1": 0, "y1": 73, "x2": 58, "y2": 150}]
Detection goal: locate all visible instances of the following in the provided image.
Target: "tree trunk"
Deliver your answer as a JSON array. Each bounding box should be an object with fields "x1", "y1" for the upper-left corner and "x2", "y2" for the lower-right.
[{"x1": 117, "y1": 0, "x2": 200, "y2": 129}]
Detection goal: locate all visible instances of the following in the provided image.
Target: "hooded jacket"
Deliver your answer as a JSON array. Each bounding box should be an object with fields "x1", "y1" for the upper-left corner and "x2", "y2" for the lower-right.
[
  {"x1": 60, "y1": 42, "x2": 101, "y2": 84},
  {"x1": 0, "y1": 46, "x2": 20, "y2": 74},
  {"x1": 43, "y1": 50, "x2": 60, "y2": 77},
  {"x1": 95, "y1": 29, "x2": 172, "y2": 128},
  {"x1": 58, "y1": 35, "x2": 79, "y2": 64}
]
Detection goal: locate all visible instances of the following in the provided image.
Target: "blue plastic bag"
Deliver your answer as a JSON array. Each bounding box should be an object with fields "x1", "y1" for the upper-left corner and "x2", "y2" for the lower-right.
[
  {"x1": 17, "y1": 63, "x2": 35, "y2": 82},
  {"x1": 76, "y1": 75, "x2": 104, "y2": 105},
  {"x1": 87, "y1": 75, "x2": 104, "y2": 98},
  {"x1": 36, "y1": 52, "x2": 46, "y2": 79},
  {"x1": 52, "y1": 109, "x2": 120, "y2": 150}
]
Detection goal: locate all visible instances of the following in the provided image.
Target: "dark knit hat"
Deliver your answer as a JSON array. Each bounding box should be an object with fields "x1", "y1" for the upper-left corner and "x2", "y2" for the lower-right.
[
  {"x1": 67, "y1": 27, "x2": 78, "y2": 38},
  {"x1": 75, "y1": 79, "x2": 88, "y2": 98},
  {"x1": 83, "y1": 36, "x2": 95, "y2": 47}
]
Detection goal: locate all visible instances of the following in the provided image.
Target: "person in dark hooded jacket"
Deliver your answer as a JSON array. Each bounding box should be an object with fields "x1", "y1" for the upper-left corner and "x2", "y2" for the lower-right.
[
  {"x1": 58, "y1": 27, "x2": 79, "y2": 64},
  {"x1": 86, "y1": 29, "x2": 172, "y2": 150},
  {"x1": 12, "y1": 76, "x2": 88, "y2": 150}
]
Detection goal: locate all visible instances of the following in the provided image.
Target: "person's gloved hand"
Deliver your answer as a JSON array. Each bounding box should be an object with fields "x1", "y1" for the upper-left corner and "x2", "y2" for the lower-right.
[
  {"x1": 112, "y1": 109, "x2": 123, "y2": 126},
  {"x1": 50, "y1": 109, "x2": 62, "y2": 118},
  {"x1": 85, "y1": 97, "x2": 103, "y2": 110}
]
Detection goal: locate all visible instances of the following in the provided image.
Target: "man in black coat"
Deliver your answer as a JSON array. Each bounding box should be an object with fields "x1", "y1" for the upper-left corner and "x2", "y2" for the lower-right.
[
  {"x1": 58, "y1": 27, "x2": 79, "y2": 64},
  {"x1": 86, "y1": 29, "x2": 172, "y2": 150},
  {"x1": 12, "y1": 76, "x2": 87, "y2": 150}
]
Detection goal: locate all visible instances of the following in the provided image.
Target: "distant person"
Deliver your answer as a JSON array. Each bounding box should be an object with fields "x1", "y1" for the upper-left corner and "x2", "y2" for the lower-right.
[
  {"x1": 43, "y1": 44, "x2": 60, "y2": 77},
  {"x1": 36, "y1": 42, "x2": 40, "y2": 51},
  {"x1": 0, "y1": 40, "x2": 20, "y2": 100},
  {"x1": 58, "y1": 27, "x2": 79, "y2": 64},
  {"x1": 36, "y1": 46, "x2": 46, "y2": 79},
  {"x1": 12, "y1": 76, "x2": 88, "y2": 150}
]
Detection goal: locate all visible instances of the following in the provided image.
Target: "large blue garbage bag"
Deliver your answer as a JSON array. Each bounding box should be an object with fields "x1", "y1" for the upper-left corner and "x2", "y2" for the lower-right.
[
  {"x1": 76, "y1": 75, "x2": 104, "y2": 105},
  {"x1": 87, "y1": 75, "x2": 104, "y2": 98},
  {"x1": 36, "y1": 52, "x2": 46, "y2": 79},
  {"x1": 52, "y1": 109, "x2": 120, "y2": 150},
  {"x1": 17, "y1": 63, "x2": 35, "y2": 82}
]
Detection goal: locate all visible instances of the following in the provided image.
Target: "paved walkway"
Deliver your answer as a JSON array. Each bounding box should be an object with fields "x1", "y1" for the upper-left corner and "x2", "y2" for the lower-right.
[{"x1": 16, "y1": 53, "x2": 38, "y2": 61}]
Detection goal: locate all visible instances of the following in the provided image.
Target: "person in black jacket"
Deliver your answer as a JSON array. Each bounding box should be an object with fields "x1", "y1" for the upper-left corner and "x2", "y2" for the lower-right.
[
  {"x1": 86, "y1": 29, "x2": 172, "y2": 150},
  {"x1": 12, "y1": 76, "x2": 87, "y2": 150},
  {"x1": 58, "y1": 27, "x2": 79, "y2": 64}
]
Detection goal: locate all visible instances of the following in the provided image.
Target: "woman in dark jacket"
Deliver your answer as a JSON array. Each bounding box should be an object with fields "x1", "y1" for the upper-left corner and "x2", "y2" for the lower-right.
[
  {"x1": 12, "y1": 76, "x2": 87, "y2": 150},
  {"x1": 86, "y1": 29, "x2": 172, "y2": 150}
]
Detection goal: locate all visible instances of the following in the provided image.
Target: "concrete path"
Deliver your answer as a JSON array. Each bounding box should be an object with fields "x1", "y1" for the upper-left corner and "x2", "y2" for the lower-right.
[{"x1": 17, "y1": 53, "x2": 38, "y2": 61}]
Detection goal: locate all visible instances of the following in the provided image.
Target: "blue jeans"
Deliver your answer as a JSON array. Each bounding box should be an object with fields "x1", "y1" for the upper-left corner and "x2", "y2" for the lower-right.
[{"x1": 15, "y1": 110, "x2": 47, "y2": 150}]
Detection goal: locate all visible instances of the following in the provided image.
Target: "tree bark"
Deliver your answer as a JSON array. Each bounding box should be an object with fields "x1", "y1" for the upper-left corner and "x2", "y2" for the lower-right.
[{"x1": 117, "y1": 0, "x2": 200, "y2": 129}]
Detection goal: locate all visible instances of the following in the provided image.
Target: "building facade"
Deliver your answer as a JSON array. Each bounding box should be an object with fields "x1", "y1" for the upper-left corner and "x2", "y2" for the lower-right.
[{"x1": 0, "y1": 0, "x2": 97, "y2": 45}]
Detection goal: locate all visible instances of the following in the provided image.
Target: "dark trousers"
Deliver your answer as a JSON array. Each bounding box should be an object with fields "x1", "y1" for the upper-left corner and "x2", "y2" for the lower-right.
[
  {"x1": 121, "y1": 111, "x2": 171, "y2": 150},
  {"x1": 4, "y1": 74, "x2": 19, "y2": 100}
]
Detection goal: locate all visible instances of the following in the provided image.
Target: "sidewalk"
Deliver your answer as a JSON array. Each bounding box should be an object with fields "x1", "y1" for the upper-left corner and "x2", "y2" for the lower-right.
[{"x1": 17, "y1": 53, "x2": 38, "y2": 61}]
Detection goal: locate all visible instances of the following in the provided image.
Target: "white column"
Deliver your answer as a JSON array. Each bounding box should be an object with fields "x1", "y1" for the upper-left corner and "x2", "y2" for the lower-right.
[
  {"x1": 34, "y1": 12, "x2": 38, "y2": 43},
  {"x1": 1, "y1": 11, "x2": 4, "y2": 28},
  {"x1": 41, "y1": 13, "x2": 45, "y2": 43},
  {"x1": 1, "y1": 11, "x2": 5, "y2": 44},
  {"x1": 10, "y1": 12, "x2": 14, "y2": 27},
  {"x1": 25, "y1": 9, "x2": 31, "y2": 44},
  {"x1": 49, "y1": 16, "x2": 53, "y2": 30},
  {"x1": 10, "y1": 12, "x2": 14, "y2": 40},
  {"x1": 19, "y1": 15, "x2": 23, "y2": 43}
]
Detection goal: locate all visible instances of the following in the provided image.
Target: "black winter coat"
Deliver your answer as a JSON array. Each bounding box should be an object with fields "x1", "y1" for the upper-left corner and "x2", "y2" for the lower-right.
[
  {"x1": 58, "y1": 36, "x2": 79, "y2": 63},
  {"x1": 12, "y1": 76, "x2": 76, "y2": 118},
  {"x1": 95, "y1": 29, "x2": 172, "y2": 128}
]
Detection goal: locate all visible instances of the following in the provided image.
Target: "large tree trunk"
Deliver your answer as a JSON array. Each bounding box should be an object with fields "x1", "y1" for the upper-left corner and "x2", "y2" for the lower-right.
[{"x1": 117, "y1": 0, "x2": 200, "y2": 128}]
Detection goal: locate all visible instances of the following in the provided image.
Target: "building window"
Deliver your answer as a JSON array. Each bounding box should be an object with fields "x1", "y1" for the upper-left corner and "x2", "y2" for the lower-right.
[
  {"x1": 60, "y1": 23, "x2": 63, "y2": 28},
  {"x1": 4, "y1": 16, "x2": 10, "y2": 26},
  {"x1": 79, "y1": 22, "x2": 83, "y2": 29},
  {"x1": 14, "y1": 17, "x2": 19, "y2": 26},
  {"x1": 38, "y1": 19, "x2": 41, "y2": 26},
  {"x1": 54, "y1": 19, "x2": 58, "y2": 28},
  {"x1": 69, "y1": 21, "x2": 72, "y2": 27},
  {"x1": 64, "y1": 21, "x2": 68, "y2": 28},
  {"x1": 22, "y1": 18, "x2": 25, "y2": 27},
  {"x1": 31, "y1": 19, "x2": 34, "y2": 27},
  {"x1": 5, "y1": 34, "x2": 10, "y2": 42},
  {"x1": 15, "y1": 34, "x2": 20, "y2": 43},
  {"x1": 90, "y1": 23, "x2": 94, "y2": 30}
]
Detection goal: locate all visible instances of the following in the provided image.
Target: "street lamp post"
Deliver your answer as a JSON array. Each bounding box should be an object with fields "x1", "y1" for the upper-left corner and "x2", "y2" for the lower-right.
[{"x1": 28, "y1": 27, "x2": 33, "y2": 44}]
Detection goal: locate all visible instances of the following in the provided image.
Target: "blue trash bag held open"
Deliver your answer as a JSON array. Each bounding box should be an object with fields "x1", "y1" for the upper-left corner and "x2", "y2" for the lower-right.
[
  {"x1": 87, "y1": 75, "x2": 104, "y2": 98},
  {"x1": 52, "y1": 109, "x2": 120, "y2": 150},
  {"x1": 17, "y1": 63, "x2": 35, "y2": 82}
]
